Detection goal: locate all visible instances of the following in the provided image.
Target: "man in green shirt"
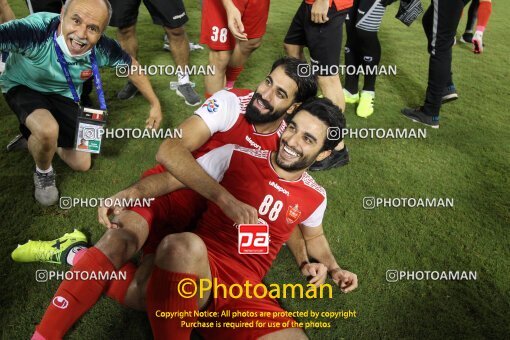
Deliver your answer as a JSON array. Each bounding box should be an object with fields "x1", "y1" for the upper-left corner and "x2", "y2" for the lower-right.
[{"x1": 0, "y1": 0, "x2": 163, "y2": 206}]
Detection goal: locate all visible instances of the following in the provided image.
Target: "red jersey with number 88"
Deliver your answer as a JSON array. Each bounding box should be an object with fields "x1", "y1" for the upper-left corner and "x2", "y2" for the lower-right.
[{"x1": 195, "y1": 144, "x2": 327, "y2": 280}]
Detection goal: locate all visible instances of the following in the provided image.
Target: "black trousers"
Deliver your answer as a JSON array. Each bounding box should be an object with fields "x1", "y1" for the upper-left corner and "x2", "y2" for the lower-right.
[
  {"x1": 422, "y1": 0, "x2": 464, "y2": 116},
  {"x1": 26, "y1": 0, "x2": 63, "y2": 14}
]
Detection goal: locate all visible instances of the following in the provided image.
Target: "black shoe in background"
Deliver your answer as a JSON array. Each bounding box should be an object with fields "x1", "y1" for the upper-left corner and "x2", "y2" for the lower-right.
[
  {"x1": 309, "y1": 147, "x2": 350, "y2": 171},
  {"x1": 442, "y1": 85, "x2": 458, "y2": 104},
  {"x1": 117, "y1": 81, "x2": 139, "y2": 100},
  {"x1": 401, "y1": 107, "x2": 439, "y2": 128},
  {"x1": 6, "y1": 134, "x2": 28, "y2": 152},
  {"x1": 460, "y1": 32, "x2": 473, "y2": 43}
]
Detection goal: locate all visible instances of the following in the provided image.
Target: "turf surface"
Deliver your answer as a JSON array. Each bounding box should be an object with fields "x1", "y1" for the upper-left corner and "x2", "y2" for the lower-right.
[{"x1": 0, "y1": 0, "x2": 508, "y2": 338}]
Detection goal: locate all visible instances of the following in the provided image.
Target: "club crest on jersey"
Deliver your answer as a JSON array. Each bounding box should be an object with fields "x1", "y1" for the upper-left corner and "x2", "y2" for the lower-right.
[
  {"x1": 202, "y1": 98, "x2": 219, "y2": 113},
  {"x1": 286, "y1": 204, "x2": 301, "y2": 224},
  {"x1": 80, "y1": 69, "x2": 93, "y2": 80}
]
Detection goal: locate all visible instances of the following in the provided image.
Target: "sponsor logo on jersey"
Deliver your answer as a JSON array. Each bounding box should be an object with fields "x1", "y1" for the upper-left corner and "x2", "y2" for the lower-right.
[
  {"x1": 52, "y1": 296, "x2": 69, "y2": 309},
  {"x1": 80, "y1": 69, "x2": 93, "y2": 80},
  {"x1": 238, "y1": 224, "x2": 269, "y2": 254},
  {"x1": 269, "y1": 181, "x2": 290, "y2": 197},
  {"x1": 245, "y1": 135, "x2": 261, "y2": 149},
  {"x1": 286, "y1": 204, "x2": 301, "y2": 224},
  {"x1": 234, "y1": 145, "x2": 269, "y2": 159},
  {"x1": 202, "y1": 98, "x2": 219, "y2": 113}
]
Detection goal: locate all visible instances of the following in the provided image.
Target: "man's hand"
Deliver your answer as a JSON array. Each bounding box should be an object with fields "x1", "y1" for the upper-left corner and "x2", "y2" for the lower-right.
[
  {"x1": 330, "y1": 268, "x2": 358, "y2": 293},
  {"x1": 224, "y1": 0, "x2": 248, "y2": 40},
  {"x1": 301, "y1": 262, "x2": 328, "y2": 287},
  {"x1": 217, "y1": 193, "x2": 258, "y2": 224},
  {"x1": 145, "y1": 103, "x2": 162, "y2": 129},
  {"x1": 311, "y1": 0, "x2": 330, "y2": 24},
  {"x1": 128, "y1": 57, "x2": 163, "y2": 129},
  {"x1": 98, "y1": 190, "x2": 135, "y2": 229}
]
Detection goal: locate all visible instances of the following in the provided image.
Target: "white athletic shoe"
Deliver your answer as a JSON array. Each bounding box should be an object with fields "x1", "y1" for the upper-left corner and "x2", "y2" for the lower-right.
[
  {"x1": 34, "y1": 169, "x2": 59, "y2": 206},
  {"x1": 472, "y1": 31, "x2": 484, "y2": 54}
]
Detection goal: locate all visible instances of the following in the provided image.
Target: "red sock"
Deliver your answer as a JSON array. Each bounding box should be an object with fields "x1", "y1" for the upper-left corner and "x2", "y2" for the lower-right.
[
  {"x1": 146, "y1": 266, "x2": 198, "y2": 340},
  {"x1": 204, "y1": 92, "x2": 212, "y2": 98},
  {"x1": 476, "y1": 1, "x2": 492, "y2": 31},
  {"x1": 226, "y1": 65, "x2": 243, "y2": 83},
  {"x1": 34, "y1": 247, "x2": 115, "y2": 339},
  {"x1": 104, "y1": 261, "x2": 137, "y2": 305}
]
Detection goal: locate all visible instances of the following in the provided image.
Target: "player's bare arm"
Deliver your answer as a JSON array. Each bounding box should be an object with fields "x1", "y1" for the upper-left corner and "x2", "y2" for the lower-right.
[
  {"x1": 311, "y1": 0, "x2": 330, "y2": 24},
  {"x1": 0, "y1": 0, "x2": 15, "y2": 23},
  {"x1": 127, "y1": 57, "x2": 162, "y2": 129},
  {"x1": 285, "y1": 227, "x2": 328, "y2": 286},
  {"x1": 286, "y1": 227, "x2": 309, "y2": 265},
  {"x1": 221, "y1": 0, "x2": 248, "y2": 40},
  {"x1": 300, "y1": 223, "x2": 358, "y2": 293},
  {"x1": 98, "y1": 172, "x2": 184, "y2": 228},
  {"x1": 156, "y1": 115, "x2": 259, "y2": 224}
]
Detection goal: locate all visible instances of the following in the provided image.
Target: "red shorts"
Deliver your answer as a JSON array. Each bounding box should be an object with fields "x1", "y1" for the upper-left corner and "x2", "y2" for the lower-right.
[
  {"x1": 200, "y1": 0, "x2": 270, "y2": 50},
  {"x1": 127, "y1": 164, "x2": 207, "y2": 255},
  {"x1": 196, "y1": 250, "x2": 296, "y2": 339}
]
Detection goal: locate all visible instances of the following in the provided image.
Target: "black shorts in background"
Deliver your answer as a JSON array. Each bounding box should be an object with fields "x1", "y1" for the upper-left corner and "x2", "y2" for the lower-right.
[
  {"x1": 109, "y1": 0, "x2": 188, "y2": 29},
  {"x1": 26, "y1": 0, "x2": 63, "y2": 14},
  {"x1": 4, "y1": 86, "x2": 80, "y2": 148},
  {"x1": 284, "y1": 2, "x2": 348, "y2": 75}
]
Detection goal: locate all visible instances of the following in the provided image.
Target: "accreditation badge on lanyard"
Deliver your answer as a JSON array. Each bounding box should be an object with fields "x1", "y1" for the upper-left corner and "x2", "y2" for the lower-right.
[{"x1": 53, "y1": 31, "x2": 108, "y2": 154}]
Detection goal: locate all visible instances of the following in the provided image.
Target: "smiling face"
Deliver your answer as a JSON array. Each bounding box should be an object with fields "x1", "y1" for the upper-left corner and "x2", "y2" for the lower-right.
[
  {"x1": 245, "y1": 66, "x2": 299, "y2": 124},
  {"x1": 275, "y1": 110, "x2": 330, "y2": 172},
  {"x1": 60, "y1": 0, "x2": 108, "y2": 55}
]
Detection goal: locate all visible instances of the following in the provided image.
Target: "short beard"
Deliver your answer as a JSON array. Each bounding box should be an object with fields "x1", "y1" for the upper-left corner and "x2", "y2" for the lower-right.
[
  {"x1": 275, "y1": 149, "x2": 321, "y2": 172},
  {"x1": 245, "y1": 93, "x2": 287, "y2": 124}
]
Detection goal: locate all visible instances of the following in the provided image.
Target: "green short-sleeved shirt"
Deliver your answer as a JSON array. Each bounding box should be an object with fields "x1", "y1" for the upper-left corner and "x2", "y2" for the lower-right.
[{"x1": 0, "y1": 12, "x2": 131, "y2": 100}]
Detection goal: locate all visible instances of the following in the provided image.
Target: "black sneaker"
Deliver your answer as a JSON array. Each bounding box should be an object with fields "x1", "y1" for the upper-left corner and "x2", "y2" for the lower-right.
[
  {"x1": 163, "y1": 34, "x2": 170, "y2": 51},
  {"x1": 401, "y1": 107, "x2": 439, "y2": 129},
  {"x1": 176, "y1": 83, "x2": 201, "y2": 106},
  {"x1": 117, "y1": 81, "x2": 139, "y2": 100},
  {"x1": 460, "y1": 32, "x2": 473, "y2": 44},
  {"x1": 309, "y1": 147, "x2": 349, "y2": 171},
  {"x1": 6, "y1": 134, "x2": 28, "y2": 152},
  {"x1": 442, "y1": 85, "x2": 458, "y2": 103}
]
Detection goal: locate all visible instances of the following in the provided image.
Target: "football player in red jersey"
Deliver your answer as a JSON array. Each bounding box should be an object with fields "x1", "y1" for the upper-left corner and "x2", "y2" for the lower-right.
[
  {"x1": 146, "y1": 98, "x2": 358, "y2": 339},
  {"x1": 200, "y1": 0, "x2": 271, "y2": 95},
  {"x1": 31, "y1": 57, "x2": 322, "y2": 339}
]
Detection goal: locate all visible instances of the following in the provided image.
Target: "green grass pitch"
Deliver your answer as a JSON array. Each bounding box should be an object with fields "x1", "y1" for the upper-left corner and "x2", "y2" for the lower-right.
[{"x1": 0, "y1": 0, "x2": 508, "y2": 338}]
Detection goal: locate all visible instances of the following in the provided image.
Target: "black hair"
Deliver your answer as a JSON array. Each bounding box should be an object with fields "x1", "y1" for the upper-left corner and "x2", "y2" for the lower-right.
[
  {"x1": 270, "y1": 57, "x2": 318, "y2": 103},
  {"x1": 292, "y1": 97, "x2": 346, "y2": 151}
]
